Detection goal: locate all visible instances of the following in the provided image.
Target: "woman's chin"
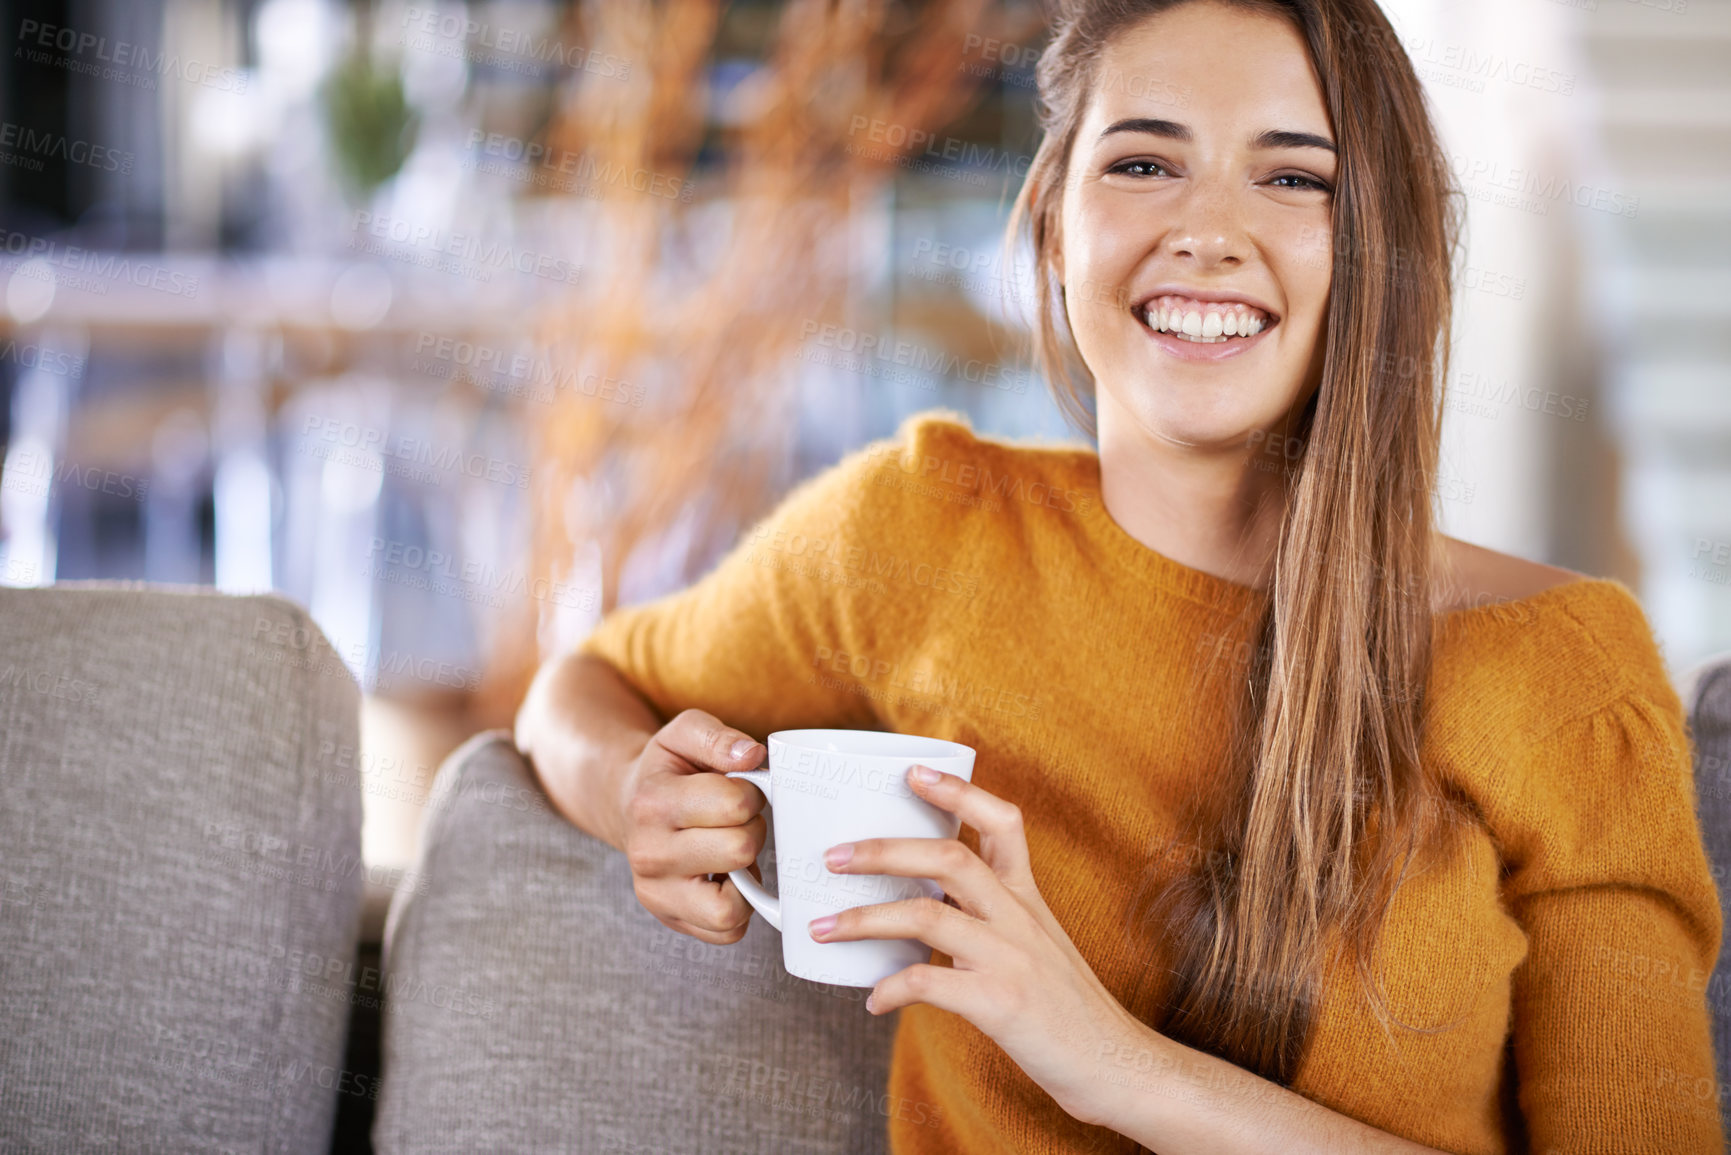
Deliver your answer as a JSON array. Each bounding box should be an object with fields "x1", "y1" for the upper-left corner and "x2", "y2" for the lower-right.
[
  {"x1": 1096, "y1": 380, "x2": 1305, "y2": 457},
  {"x1": 1124, "y1": 408, "x2": 1292, "y2": 456}
]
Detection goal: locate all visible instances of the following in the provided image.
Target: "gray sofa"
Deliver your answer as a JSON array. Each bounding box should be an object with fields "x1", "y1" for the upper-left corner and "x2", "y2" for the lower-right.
[
  {"x1": 1687, "y1": 656, "x2": 1731, "y2": 1096},
  {"x1": 370, "y1": 731, "x2": 899, "y2": 1155},
  {"x1": 3, "y1": 585, "x2": 1730, "y2": 1152},
  {"x1": 0, "y1": 584, "x2": 897, "y2": 1155},
  {"x1": 0, "y1": 585, "x2": 365, "y2": 1153}
]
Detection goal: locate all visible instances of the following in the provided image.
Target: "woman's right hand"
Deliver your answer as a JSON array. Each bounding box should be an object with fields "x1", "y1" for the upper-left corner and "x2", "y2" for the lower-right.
[{"x1": 618, "y1": 709, "x2": 770, "y2": 945}]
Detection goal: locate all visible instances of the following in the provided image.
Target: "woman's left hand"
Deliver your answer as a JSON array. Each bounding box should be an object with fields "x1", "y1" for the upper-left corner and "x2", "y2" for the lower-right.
[{"x1": 805, "y1": 764, "x2": 1145, "y2": 1128}]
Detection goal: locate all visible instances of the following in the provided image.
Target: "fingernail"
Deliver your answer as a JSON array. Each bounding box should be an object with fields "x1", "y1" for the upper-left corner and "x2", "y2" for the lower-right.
[
  {"x1": 808, "y1": 914, "x2": 836, "y2": 937},
  {"x1": 865, "y1": 991, "x2": 878, "y2": 1013},
  {"x1": 824, "y1": 843, "x2": 853, "y2": 869},
  {"x1": 909, "y1": 765, "x2": 941, "y2": 785},
  {"x1": 730, "y1": 738, "x2": 757, "y2": 760}
]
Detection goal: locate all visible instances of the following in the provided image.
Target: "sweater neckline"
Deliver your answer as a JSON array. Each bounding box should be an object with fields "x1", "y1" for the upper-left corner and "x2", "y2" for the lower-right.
[
  {"x1": 1065, "y1": 448, "x2": 1617, "y2": 629},
  {"x1": 1432, "y1": 572, "x2": 1623, "y2": 630},
  {"x1": 1073, "y1": 459, "x2": 1266, "y2": 617}
]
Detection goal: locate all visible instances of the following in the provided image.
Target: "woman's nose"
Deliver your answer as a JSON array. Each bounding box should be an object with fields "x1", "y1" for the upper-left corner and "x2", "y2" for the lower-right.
[{"x1": 1160, "y1": 186, "x2": 1248, "y2": 268}]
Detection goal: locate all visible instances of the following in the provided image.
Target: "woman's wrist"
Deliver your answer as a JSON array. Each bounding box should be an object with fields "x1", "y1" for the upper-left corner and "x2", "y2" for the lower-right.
[
  {"x1": 1079, "y1": 1018, "x2": 1191, "y2": 1133},
  {"x1": 515, "y1": 652, "x2": 656, "y2": 852},
  {"x1": 1085, "y1": 1023, "x2": 1444, "y2": 1155},
  {"x1": 1087, "y1": 1024, "x2": 1289, "y2": 1150}
]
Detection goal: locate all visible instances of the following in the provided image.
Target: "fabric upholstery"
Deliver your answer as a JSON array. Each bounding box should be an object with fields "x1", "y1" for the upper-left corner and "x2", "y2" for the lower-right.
[
  {"x1": 373, "y1": 731, "x2": 899, "y2": 1155},
  {"x1": 0, "y1": 585, "x2": 364, "y2": 1153},
  {"x1": 1691, "y1": 657, "x2": 1731, "y2": 1101}
]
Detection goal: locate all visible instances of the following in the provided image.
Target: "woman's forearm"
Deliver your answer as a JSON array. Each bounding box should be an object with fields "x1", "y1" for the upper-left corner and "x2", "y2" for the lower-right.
[
  {"x1": 1092, "y1": 1025, "x2": 1444, "y2": 1154},
  {"x1": 513, "y1": 651, "x2": 661, "y2": 852}
]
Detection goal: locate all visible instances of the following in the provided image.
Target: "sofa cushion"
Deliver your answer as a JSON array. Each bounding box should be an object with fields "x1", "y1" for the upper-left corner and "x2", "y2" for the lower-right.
[
  {"x1": 0, "y1": 585, "x2": 364, "y2": 1154},
  {"x1": 374, "y1": 732, "x2": 900, "y2": 1155},
  {"x1": 1689, "y1": 656, "x2": 1731, "y2": 1095}
]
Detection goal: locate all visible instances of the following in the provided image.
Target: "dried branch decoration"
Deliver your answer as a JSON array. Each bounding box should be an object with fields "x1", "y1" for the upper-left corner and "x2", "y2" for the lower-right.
[{"x1": 478, "y1": 0, "x2": 1034, "y2": 720}]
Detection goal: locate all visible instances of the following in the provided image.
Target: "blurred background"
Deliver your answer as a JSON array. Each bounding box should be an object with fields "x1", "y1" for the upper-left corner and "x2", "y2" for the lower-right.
[{"x1": 0, "y1": 0, "x2": 1725, "y2": 878}]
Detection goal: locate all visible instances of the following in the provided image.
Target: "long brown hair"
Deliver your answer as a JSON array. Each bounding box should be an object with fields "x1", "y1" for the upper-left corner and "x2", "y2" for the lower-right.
[{"x1": 1004, "y1": 0, "x2": 1463, "y2": 1082}]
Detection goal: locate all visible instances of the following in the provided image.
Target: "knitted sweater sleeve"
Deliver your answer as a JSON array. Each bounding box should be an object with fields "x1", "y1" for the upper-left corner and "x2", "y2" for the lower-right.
[
  {"x1": 573, "y1": 423, "x2": 945, "y2": 741},
  {"x1": 1486, "y1": 610, "x2": 1724, "y2": 1151}
]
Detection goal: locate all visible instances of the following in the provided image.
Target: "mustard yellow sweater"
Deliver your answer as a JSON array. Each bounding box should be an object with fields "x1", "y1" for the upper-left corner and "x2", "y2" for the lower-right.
[{"x1": 578, "y1": 411, "x2": 1723, "y2": 1153}]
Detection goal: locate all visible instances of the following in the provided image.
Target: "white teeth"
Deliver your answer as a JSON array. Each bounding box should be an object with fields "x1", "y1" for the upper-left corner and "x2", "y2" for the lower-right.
[{"x1": 1142, "y1": 299, "x2": 1272, "y2": 341}]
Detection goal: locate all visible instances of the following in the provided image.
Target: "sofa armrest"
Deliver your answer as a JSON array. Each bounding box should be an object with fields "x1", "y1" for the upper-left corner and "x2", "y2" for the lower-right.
[
  {"x1": 1687, "y1": 654, "x2": 1731, "y2": 1099},
  {"x1": 374, "y1": 732, "x2": 899, "y2": 1154}
]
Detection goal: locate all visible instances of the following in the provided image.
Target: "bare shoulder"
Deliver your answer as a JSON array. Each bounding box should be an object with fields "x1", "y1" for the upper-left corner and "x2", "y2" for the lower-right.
[{"x1": 1432, "y1": 536, "x2": 1590, "y2": 615}]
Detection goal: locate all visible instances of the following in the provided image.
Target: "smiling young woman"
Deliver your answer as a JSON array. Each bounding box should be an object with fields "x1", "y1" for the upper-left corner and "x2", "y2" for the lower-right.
[{"x1": 514, "y1": 0, "x2": 1723, "y2": 1152}]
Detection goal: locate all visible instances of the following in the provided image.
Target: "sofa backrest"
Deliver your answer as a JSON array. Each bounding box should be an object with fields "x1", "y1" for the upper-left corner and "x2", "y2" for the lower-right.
[{"x1": 0, "y1": 586, "x2": 364, "y2": 1154}]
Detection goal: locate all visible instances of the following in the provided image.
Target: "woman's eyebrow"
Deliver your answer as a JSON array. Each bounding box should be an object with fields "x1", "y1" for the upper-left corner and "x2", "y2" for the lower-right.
[
  {"x1": 1252, "y1": 129, "x2": 1336, "y2": 153},
  {"x1": 1098, "y1": 119, "x2": 1337, "y2": 155},
  {"x1": 1099, "y1": 117, "x2": 1190, "y2": 142}
]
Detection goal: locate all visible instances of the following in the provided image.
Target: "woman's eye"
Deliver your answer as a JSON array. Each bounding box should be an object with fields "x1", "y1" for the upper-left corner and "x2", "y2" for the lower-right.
[
  {"x1": 1109, "y1": 159, "x2": 1172, "y2": 178},
  {"x1": 1269, "y1": 172, "x2": 1332, "y2": 192}
]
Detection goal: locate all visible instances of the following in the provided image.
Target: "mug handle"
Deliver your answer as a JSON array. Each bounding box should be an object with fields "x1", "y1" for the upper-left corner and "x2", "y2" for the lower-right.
[{"x1": 723, "y1": 769, "x2": 781, "y2": 931}]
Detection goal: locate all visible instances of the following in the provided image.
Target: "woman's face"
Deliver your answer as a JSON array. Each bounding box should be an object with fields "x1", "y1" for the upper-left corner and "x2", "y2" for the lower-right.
[{"x1": 1059, "y1": 1, "x2": 1336, "y2": 453}]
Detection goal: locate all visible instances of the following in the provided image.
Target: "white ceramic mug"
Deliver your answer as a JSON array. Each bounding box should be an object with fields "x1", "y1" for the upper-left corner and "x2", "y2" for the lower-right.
[{"x1": 725, "y1": 729, "x2": 977, "y2": 988}]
